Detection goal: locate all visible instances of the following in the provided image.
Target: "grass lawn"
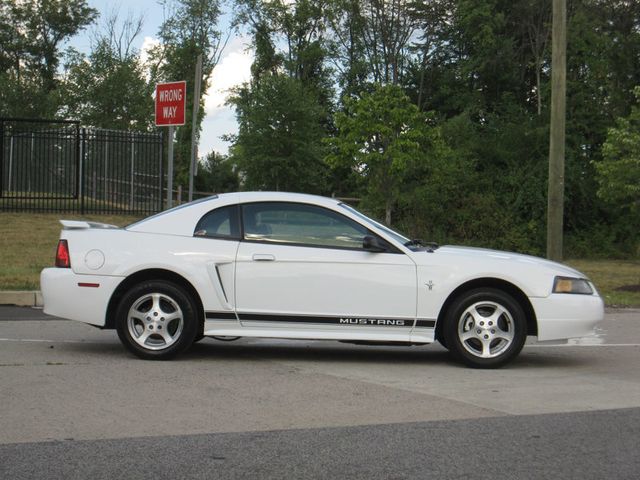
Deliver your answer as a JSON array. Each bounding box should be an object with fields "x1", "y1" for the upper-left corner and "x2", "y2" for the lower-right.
[
  {"x1": 1, "y1": 212, "x2": 638, "y2": 307},
  {"x1": 0, "y1": 212, "x2": 142, "y2": 290},
  {"x1": 566, "y1": 259, "x2": 640, "y2": 308}
]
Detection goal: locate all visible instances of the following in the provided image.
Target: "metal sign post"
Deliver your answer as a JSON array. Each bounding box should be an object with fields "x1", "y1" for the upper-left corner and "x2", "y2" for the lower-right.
[
  {"x1": 155, "y1": 81, "x2": 186, "y2": 210},
  {"x1": 167, "y1": 126, "x2": 174, "y2": 208}
]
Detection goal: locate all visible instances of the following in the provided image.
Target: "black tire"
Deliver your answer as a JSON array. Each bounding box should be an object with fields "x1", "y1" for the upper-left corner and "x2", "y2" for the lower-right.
[
  {"x1": 443, "y1": 288, "x2": 527, "y2": 369},
  {"x1": 115, "y1": 280, "x2": 199, "y2": 360},
  {"x1": 193, "y1": 333, "x2": 205, "y2": 343}
]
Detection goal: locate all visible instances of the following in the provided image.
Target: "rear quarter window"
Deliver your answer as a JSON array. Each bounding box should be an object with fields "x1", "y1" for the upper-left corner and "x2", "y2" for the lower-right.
[{"x1": 194, "y1": 205, "x2": 240, "y2": 240}]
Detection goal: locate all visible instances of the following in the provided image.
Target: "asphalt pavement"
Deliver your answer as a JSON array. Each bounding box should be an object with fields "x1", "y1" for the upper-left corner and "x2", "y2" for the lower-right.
[{"x1": 1, "y1": 306, "x2": 639, "y2": 479}]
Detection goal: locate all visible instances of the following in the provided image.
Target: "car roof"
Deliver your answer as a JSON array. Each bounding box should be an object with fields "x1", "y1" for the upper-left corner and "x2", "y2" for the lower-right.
[
  {"x1": 127, "y1": 192, "x2": 342, "y2": 236},
  {"x1": 232, "y1": 191, "x2": 341, "y2": 206}
]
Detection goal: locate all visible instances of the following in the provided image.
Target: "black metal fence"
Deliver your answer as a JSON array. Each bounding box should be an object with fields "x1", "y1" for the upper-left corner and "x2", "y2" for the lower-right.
[{"x1": 0, "y1": 118, "x2": 163, "y2": 215}]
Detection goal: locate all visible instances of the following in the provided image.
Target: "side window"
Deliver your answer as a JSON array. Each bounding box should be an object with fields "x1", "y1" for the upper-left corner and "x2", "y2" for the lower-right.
[
  {"x1": 194, "y1": 205, "x2": 240, "y2": 239},
  {"x1": 242, "y1": 202, "x2": 371, "y2": 249}
]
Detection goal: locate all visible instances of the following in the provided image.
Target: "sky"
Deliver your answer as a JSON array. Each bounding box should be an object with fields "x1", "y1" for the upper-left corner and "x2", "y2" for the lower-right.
[{"x1": 67, "y1": 0, "x2": 254, "y2": 156}]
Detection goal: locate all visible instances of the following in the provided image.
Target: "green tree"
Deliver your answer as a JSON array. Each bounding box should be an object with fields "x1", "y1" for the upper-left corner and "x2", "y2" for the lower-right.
[
  {"x1": 325, "y1": 0, "x2": 368, "y2": 99},
  {"x1": 0, "y1": 0, "x2": 97, "y2": 116},
  {"x1": 62, "y1": 13, "x2": 153, "y2": 130},
  {"x1": 440, "y1": 105, "x2": 550, "y2": 254},
  {"x1": 220, "y1": 0, "x2": 640, "y2": 256},
  {"x1": 235, "y1": 1, "x2": 329, "y2": 82},
  {"x1": 360, "y1": 0, "x2": 416, "y2": 85},
  {"x1": 229, "y1": 0, "x2": 335, "y2": 192},
  {"x1": 235, "y1": 0, "x2": 334, "y2": 110},
  {"x1": 406, "y1": 0, "x2": 455, "y2": 112},
  {"x1": 596, "y1": 87, "x2": 640, "y2": 209},
  {"x1": 328, "y1": 84, "x2": 431, "y2": 224},
  {"x1": 401, "y1": 0, "x2": 640, "y2": 255},
  {"x1": 326, "y1": 0, "x2": 417, "y2": 93},
  {"x1": 19, "y1": 0, "x2": 97, "y2": 93},
  {"x1": 228, "y1": 75, "x2": 327, "y2": 192},
  {"x1": 195, "y1": 151, "x2": 240, "y2": 193},
  {"x1": 560, "y1": 0, "x2": 640, "y2": 244}
]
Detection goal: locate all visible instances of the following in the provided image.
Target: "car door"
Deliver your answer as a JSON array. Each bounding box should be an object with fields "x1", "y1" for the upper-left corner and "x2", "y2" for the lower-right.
[{"x1": 234, "y1": 202, "x2": 417, "y2": 341}]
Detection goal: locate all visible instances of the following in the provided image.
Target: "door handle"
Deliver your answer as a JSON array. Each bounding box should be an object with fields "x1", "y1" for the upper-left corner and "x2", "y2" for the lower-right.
[{"x1": 252, "y1": 253, "x2": 275, "y2": 262}]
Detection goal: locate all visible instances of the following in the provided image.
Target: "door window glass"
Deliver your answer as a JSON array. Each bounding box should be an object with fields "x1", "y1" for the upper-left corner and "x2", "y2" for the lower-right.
[{"x1": 242, "y1": 202, "x2": 369, "y2": 249}]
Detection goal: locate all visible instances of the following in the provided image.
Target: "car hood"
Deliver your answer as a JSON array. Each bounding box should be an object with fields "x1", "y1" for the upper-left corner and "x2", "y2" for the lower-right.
[{"x1": 416, "y1": 245, "x2": 586, "y2": 278}]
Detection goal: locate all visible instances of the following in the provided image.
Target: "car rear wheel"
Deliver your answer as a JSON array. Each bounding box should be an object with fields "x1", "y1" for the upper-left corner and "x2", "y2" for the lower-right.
[
  {"x1": 443, "y1": 288, "x2": 527, "y2": 368},
  {"x1": 116, "y1": 280, "x2": 199, "y2": 360}
]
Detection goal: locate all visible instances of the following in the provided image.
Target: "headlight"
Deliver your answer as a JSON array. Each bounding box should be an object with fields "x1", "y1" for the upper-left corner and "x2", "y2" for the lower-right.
[{"x1": 553, "y1": 276, "x2": 593, "y2": 295}]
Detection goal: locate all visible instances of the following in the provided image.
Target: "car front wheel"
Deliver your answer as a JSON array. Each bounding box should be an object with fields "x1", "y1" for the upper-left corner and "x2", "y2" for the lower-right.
[
  {"x1": 116, "y1": 280, "x2": 199, "y2": 360},
  {"x1": 443, "y1": 288, "x2": 527, "y2": 368}
]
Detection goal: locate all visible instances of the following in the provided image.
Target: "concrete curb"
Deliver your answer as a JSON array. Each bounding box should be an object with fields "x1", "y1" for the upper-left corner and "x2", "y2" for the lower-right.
[{"x1": 0, "y1": 291, "x2": 43, "y2": 307}]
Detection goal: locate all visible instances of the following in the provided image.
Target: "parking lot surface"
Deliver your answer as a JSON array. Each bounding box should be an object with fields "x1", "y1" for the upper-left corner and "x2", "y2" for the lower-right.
[{"x1": 1, "y1": 307, "x2": 639, "y2": 479}]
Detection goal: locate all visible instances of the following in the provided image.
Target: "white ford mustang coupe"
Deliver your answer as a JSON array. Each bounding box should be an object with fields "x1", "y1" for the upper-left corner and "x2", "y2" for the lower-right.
[{"x1": 41, "y1": 192, "x2": 603, "y2": 368}]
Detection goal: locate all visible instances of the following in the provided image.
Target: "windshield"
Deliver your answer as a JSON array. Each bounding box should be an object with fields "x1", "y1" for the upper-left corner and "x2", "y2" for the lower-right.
[{"x1": 339, "y1": 203, "x2": 411, "y2": 246}]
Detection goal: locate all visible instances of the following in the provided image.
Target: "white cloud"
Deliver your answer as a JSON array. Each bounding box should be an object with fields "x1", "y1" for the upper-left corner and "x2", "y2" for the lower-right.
[
  {"x1": 200, "y1": 36, "x2": 253, "y2": 155},
  {"x1": 204, "y1": 37, "x2": 253, "y2": 115},
  {"x1": 139, "y1": 36, "x2": 160, "y2": 67},
  {"x1": 199, "y1": 110, "x2": 238, "y2": 156}
]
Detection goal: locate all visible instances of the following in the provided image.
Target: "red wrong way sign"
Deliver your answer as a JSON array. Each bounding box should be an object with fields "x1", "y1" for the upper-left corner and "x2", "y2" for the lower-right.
[{"x1": 155, "y1": 81, "x2": 187, "y2": 126}]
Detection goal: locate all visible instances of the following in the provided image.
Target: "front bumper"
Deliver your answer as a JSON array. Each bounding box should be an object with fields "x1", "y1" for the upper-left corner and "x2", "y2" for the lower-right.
[
  {"x1": 531, "y1": 293, "x2": 604, "y2": 341},
  {"x1": 40, "y1": 268, "x2": 124, "y2": 327}
]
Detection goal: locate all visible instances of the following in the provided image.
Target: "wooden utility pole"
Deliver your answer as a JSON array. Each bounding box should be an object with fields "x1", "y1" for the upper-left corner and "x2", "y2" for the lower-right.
[
  {"x1": 547, "y1": 0, "x2": 567, "y2": 261},
  {"x1": 189, "y1": 54, "x2": 203, "y2": 202}
]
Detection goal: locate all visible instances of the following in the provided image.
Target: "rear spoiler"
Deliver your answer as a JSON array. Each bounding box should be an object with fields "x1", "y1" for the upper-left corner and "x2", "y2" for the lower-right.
[{"x1": 60, "y1": 220, "x2": 119, "y2": 230}]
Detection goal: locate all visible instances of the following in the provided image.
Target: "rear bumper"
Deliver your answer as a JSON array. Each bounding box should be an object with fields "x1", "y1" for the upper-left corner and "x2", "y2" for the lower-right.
[
  {"x1": 531, "y1": 293, "x2": 604, "y2": 341},
  {"x1": 40, "y1": 268, "x2": 124, "y2": 327}
]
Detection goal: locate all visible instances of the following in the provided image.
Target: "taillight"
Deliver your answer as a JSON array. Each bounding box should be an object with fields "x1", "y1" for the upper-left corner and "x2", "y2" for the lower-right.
[{"x1": 55, "y1": 240, "x2": 71, "y2": 268}]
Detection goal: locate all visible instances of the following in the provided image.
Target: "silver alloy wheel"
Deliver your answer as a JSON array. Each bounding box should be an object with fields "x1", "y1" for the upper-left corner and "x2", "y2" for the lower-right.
[
  {"x1": 457, "y1": 301, "x2": 515, "y2": 359},
  {"x1": 127, "y1": 293, "x2": 184, "y2": 351}
]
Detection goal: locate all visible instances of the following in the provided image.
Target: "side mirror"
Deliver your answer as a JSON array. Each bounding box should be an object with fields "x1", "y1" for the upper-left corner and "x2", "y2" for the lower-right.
[{"x1": 363, "y1": 235, "x2": 387, "y2": 253}]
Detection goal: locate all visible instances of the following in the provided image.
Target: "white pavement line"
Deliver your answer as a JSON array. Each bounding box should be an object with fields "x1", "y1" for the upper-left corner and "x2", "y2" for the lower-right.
[
  {"x1": 0, "y1": 337, "x2": 638, "y2": 347},
  {"x1": 0, "y1": 318, "x2": 54, "y2": 321},
  {"x1": 0, "y1": 338, "x2": 106, "y2": 344},
  {"x1": 525, "y1": 343, "x2": 640, "y2": 348}
]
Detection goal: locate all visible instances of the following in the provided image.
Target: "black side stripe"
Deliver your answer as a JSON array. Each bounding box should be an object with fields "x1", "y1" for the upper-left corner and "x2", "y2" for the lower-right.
[
  {"x1": 239, "y1": 313, "x2": 435, "y2": 328},
  {"x1": 205, "y1": 311, "x2": 436, "y2": 328},
  {"x1": 239, "y1": 313, "x2": 411, "y2": 327},
  {"x1": 415, "y1": 319, "x2": 436, "y2": 328},
  {"x1": 205, "y1": 311, "x2": 237, "y2": 320}
]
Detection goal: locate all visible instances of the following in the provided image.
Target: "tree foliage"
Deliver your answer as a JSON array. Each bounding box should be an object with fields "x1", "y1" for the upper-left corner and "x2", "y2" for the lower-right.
[
  {"x1": 597, "y1": 87, "x2": 640, "y2": 209},
  {"x1": 0, "y1": 0, "x2": 97, "y2": 116},
  {"x1": 63, "y1": 12, "x2": 153, "y2": 130},
  {"x1": 228, "y1": 0, "x2": 333, "y2": 193},
  {"x1": 195, "y1": 151, "x2": 240, "y2": 193},
  {"x1": 229, "y1": 75, "x2": 327, "y2": 192},
  {"x1": 329, "y1": 84, "x2": 430, "y2": 224},
  {"x1": 224, "y1": 0, "x2": 640, "y2": 256},
  {"x1": 2, "y1": 0, "x2": 640, "y2": 257}
]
